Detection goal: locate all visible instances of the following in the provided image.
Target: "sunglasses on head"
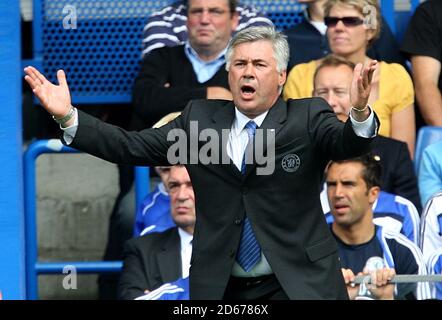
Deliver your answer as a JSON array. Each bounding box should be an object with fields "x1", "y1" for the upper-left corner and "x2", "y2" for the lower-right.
[{"x1": 324, "y1": 16, "x2": 364, "y2": 27}]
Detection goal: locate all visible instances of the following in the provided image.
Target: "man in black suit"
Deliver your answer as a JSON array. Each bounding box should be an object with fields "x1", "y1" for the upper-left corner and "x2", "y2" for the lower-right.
[
  {"x1": 312, "y1": 54, "x2": 420, "y2": 211},
  {"x1": 24, "y1": 26, "x2": 378, "y2": 299},
  {"x1": 118, "y1": 165, "x2": 194, "y2": 300}
]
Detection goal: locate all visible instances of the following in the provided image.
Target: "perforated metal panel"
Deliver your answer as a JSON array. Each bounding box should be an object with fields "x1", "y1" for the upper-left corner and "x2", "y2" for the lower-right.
[
  {"x1": 34, "y1": 0, "x2": 304, "y2": 104},
  {"x1": 243, "y1": 0, "x2": 305, "y2": 30},
  {"x1": 35, "y1": 0, "x2": 174, "y2": 104}
]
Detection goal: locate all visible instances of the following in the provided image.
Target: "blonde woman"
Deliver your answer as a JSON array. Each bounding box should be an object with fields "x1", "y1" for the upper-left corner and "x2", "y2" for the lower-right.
[{"x1": 283, "y1": 0, "x2": 415, "y2": 157}]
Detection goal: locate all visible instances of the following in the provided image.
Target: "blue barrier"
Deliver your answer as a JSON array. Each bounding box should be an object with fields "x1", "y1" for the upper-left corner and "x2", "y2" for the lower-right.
[
  {"x1": 135, "y1": 166, "x2": 150, "y2": 211},
  {"x1": 0, "y1": 0, "x2": 26, "y2": 300},
  {"x1": 24, "y1": 139, "x2": 150, "y2": 299},
  {"x1": 36, "y1": 261, "x2": 123, "y2": 274}
]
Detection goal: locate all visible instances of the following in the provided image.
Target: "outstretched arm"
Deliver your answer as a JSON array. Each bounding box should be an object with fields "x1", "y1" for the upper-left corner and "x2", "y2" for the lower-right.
[
  {"x1": 24, "y1": 66, "x2": 176, "y2": 167},
  {"x1": 24, "y1": 66, "x2": 75, "y2": 127}
]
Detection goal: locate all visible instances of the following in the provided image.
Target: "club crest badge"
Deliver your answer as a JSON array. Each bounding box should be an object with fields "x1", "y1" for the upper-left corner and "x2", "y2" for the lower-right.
[{"x1": 282, "y1": 154, "x2": 300, "y2": 172}]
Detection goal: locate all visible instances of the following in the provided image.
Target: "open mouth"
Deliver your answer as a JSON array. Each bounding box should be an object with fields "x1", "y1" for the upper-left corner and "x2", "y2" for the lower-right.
[{"x1": 241, "y1": 84, "x2": 256, "y2": 98}]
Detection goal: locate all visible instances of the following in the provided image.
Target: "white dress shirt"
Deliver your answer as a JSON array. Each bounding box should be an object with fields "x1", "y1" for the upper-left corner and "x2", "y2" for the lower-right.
[{"x1": 178, "y1": 228, "x2": 193, "y2": 279}]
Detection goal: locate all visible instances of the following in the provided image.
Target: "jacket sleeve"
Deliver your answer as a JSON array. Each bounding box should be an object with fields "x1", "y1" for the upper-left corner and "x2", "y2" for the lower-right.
[
  {"x1": 307, "y1": 97, "x2": 378, "y2": 160},
  {"x1": 67, "y1": 107, "x2": 188, "y2": 167},
  {"x1": 117, "y1": 240, "x2": 151, "y2": 300}
]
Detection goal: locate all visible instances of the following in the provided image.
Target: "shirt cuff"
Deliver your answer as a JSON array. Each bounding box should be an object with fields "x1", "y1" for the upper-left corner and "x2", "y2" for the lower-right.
[
  {"x1": 349, "y1": 106, "x2": 377, "y2": 138},
  {"x1": 60, "y1": 108, "x2": 79, "y2": 145}
]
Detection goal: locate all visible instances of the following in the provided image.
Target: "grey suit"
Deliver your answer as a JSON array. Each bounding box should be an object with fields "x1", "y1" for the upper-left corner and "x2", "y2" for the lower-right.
[
  {"x1": 69, "y1": 97, "x2": 377, "y2": 299},
  {"x1": 118, "y1": 227, "x2": 181, "y2": 300}
]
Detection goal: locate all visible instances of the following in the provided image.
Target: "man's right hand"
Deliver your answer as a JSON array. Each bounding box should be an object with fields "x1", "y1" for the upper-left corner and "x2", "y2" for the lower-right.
[
  {"x1": 24, "y1": 66, "x2": 72, "y2": 119},
  {"x1": 207, "y1": 87, "x2": 233, "y2": 101}
]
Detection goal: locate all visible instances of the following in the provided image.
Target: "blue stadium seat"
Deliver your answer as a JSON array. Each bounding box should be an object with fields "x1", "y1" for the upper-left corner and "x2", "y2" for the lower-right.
[{"x1": 415, "y1": 126, "x2": 442, "y2": 175}]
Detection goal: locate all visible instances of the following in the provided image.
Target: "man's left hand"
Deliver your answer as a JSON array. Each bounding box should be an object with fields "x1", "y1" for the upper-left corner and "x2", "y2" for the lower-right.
[{"x1": 350, "y1": 60, "x2": 378, "y2": 110}]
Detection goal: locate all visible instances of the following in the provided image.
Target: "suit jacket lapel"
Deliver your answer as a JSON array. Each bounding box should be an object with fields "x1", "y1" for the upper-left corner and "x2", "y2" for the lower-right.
[
  {"x1": 243, "y1": 97, "x2": 287, "y2": 179},
  {"x1": 211, "y1": 102, "x2": 243, "y2": 179},
  {"x1": 157, "y1": 228, "x2": 182, "y2": 281}
]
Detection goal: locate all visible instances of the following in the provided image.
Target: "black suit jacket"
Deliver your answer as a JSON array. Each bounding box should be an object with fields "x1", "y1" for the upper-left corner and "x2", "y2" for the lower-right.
[
  {"x1": 372, "y1": 136, "x2": 421, "y2": 212},
  {"x1": 69, "y1": 97, "x2": 377, "y2": 299},
  {"x1": 117, "y1": 227, "x2": 182, "y2": 300}
]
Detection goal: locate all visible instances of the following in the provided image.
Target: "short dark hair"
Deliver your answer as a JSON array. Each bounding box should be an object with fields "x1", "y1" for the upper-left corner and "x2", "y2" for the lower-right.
[
  {"x1": 313, "y1": 54, "x2": 355, "y2": 90},
  {"x1": 328, "y1": 153, "x2": 382, "y2": 190},
  {"x1": 186, "y1": 0, "x2": 238, "y2": 14}
]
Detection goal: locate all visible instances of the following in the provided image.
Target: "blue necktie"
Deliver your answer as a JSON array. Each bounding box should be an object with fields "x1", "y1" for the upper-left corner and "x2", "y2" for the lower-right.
[{"x1": 236, "y1": 121, "x2": 261, "y2": 272}]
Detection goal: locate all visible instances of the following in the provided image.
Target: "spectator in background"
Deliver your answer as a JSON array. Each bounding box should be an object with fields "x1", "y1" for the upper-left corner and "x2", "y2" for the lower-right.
[
  {"x1": 313, "y1": 54, "x2": 420, "y2": 211},
  {"x1": 133, "y1": 112, "x2": 182, "y2": 237},
  {"x1": 401, "y1": 0, "x2": 442, "y2": 127},
  {"x1": 133, "y1": 166, "x2": 174, "y2": 237},
  {"x1": 325, "y1": 155, "x2": 430, "y2": 300},
  {"x1": 141, "y1": 0, "x2": 273, "y2": 58},
  {"x1": 418, "y1": 141, "x2": 442, "y2": 207},
  {"x1": 284, "y1": 0, "x2": 406, "y2": 70},
  {"x1": 118, "y1": 165, "x2": 195, "y2": 300},
  {"x1": 284, "y1": 0, "x2": 416, "y2": 158},
  {"x1": 132, "y1": 0, "x2": 242, "y2": 130}
]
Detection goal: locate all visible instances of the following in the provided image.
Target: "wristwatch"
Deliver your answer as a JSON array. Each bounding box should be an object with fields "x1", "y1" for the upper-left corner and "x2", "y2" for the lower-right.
[{"x1": 52, "y1": 106, "x2": 76, "y2": 126}]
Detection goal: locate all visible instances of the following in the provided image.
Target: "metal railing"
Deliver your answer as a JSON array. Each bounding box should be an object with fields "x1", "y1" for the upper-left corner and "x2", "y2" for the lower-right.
[{"x1": 24, "y1": 139, "x2": 149, "y2": 299}]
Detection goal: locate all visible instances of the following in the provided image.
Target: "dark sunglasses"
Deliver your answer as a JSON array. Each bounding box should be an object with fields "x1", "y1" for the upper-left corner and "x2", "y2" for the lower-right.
[{"x1": 324, "y1": 16, "x2": 364, "y2": 27}]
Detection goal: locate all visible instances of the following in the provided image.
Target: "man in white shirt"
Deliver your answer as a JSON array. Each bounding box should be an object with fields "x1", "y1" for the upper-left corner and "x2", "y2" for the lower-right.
[
  {"x1": 24, "y1": 26, "x2": 378, "y2": 300},
  {"x1": 118, "y1": 165, "x2": 194, "y2": 300}
]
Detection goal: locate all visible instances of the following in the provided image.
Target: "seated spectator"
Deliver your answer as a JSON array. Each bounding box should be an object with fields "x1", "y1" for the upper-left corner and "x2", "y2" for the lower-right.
[
  {"x1": 142, "y1": 0, "x2": 273, "y2": 58},
  {"x1": 323, "y1": 190, "x2": 420, "y2": 245},
  {"x1": 132, "y1": 0, "x2": 241, "y2": 130},
  {"x1": 420, "y1": 191, "x2": 442, "y2": 263},
  {"x1": 418, "y1": 141, "x2": 442, "y2": 207},
  {"x1": 118, "y1": 165, "x2": 195, "y2": 300},
  {"x1": 427, "y1": 247, "x2": 442, "y2": 300},
  {"x1": 284, "y1": 0, "x2": 416, "y2": 157},
  {"x1": 313, "y1": 54, "x2": 420, "y2": 210},
  {"x1": 133, "y1": 166, "x2": 174, "y2": 237},
  {"x1": 133, "y1": 112, "x2": 182, "y2": 237},
  {"x1": 285, "y1": 0, "x2": 406, "y2": 69},
  {"x1": 325, "y1": 155, "x2": 430, "y2": 300},
  {"x1": 401, "y1": 0, "x2": 442, "y2": 127}
]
